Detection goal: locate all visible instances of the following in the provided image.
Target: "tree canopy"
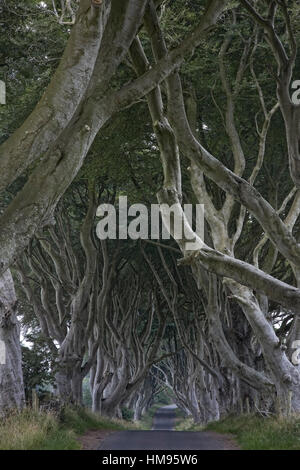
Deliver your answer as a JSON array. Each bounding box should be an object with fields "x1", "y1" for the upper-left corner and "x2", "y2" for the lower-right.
[{"x1": 1, "y1": 0, "x2": 300, "y2": 422}]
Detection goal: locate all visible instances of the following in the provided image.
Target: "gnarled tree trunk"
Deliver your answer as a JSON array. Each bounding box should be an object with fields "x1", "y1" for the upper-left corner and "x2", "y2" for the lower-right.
[{"x1": 0, "y1": 270, "x2": 25, "y2": 415}]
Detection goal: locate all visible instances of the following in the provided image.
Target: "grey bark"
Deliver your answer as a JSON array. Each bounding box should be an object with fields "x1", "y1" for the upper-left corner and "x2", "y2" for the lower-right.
[
  {"x1": 0, "y1": 0, "x2": 111, "y2": 192},
  {"x1": 0, "y1": 270, "x2": 25, "y2": 415},
  {"x1": 0, "y1": 0, "x2": 225, "y2": 277}
]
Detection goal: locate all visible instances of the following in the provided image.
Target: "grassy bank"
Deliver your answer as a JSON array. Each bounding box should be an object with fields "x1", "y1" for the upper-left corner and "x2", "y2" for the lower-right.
[
  {"x1": 175, "y1": 413, "x2": 300, "y2": 449},
  {"x1": 175, "y1": 417, "x2": 203, "y2": 431},
  {"x1": 0, "y1": 407, "x2": 137, "y2": 450},
  {"x1": 206, "y1": 414, "x2": 300, "y2": 450}
]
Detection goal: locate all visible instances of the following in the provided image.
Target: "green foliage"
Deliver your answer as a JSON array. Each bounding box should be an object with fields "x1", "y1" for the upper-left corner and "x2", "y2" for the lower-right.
[
  {"x1": 0, "y1": 0, "x2": 68, "y2": 145},
  {"x1": 22, "y1": 341, "x2": 55, "y2": 401},
  {"x1": 0, "y1": 408, "x2": 76, "y2": 450},
  {"x1": 79, "y1": 103, "x2": 163, "y2": 206},
  {"x1": 121, "y1": 407, "x2": 134, "y2": 422},
  {"x1": 153, "y1": 390, "x2": 172, "y2": 406},
  {"x1": 175, "y1": 417, "x2": 201, "y2": 431},
  {"x1": 206, "y1": 414, "x2": 300, "y2": 450},
  {"x1": 0, "y1": 407, "x2": 138, "y2": 450},
  {"x1": 60, "y1": 407, "x2": 123, "y2": 434}
]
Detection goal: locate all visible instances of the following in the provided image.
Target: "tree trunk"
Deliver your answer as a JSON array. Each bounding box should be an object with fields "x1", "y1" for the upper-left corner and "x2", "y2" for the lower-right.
[
  {"x1": 54, "y1": 369, "x2": 72, "y2": 403},
  {"x1": 133, "y1": 394, "x2": 144, "y2": 422},
  {"x1": 55, "y1": 362, "x2": 83, "y2": 405},
  {"x1": 0, "y1": 270, "x2": 25, "y2": 415}
]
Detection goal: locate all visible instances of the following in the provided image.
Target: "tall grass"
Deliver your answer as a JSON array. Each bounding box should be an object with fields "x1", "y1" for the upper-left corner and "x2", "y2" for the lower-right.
[
  {"x1": 0, "y1": 409, "x2": 72, "y2": 450},
  {"x1": 175, "y1": 417, "x2": 204, "y2": 431},
  {"x1": 0, "y1": 407, "x2": 137, "y2": 450},
  {"x1": 206, "y1": 414, "x2": 300, "y2": 450}
]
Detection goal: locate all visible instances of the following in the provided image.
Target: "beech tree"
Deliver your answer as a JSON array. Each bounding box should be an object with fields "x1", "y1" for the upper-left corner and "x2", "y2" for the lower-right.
[
  {"x1": 91, "y1": 275, "x2": 168, "y2": 417},
  {"x1": 130, "y1": 0, "x2": 300, "y2": 414},
  {"x1": 0, "y1": 0, "x2": 225, "y2": 413},
  {"x1": 0, "y1": 270, "x2": 25, "y2": 415},
  {"x1": 2, "y1": 0, "x2": 300, "y2": 421},
  {"x1": 0, "y1": 0, "x2": 225, "y2": 276}
]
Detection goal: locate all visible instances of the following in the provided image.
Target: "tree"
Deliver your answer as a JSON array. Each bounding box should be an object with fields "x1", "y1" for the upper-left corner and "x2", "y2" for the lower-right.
[
  {"x1": 0, "y1": 270, "x2": 25, "y2": 414},
  {"x1": 0, "y1": 0, "x2": 226, "y2": 415},
  {"x1": 129, "y1": 0, "x2": 300, "y2": 414},
  {"x1": 3, "y1": 0, "x2": 300, "y2": 421}
]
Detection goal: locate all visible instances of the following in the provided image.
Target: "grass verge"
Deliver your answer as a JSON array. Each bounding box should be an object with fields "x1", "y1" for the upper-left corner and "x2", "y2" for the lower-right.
[
  {"x1": 206, "y1": 414, "x2": 300, "y2": 450},
  {"x1": 0, "y1": 407, "x2": 137, "y2": 450},
  {"x1": 173, "y1": 408, "x2": 191, "y2": 430},
  {"x1": 175, "y1": 417, "x2": 204, "y2": 431}
]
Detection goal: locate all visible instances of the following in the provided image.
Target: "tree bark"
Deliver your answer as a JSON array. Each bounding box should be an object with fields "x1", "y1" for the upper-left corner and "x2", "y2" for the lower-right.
[{"x1": 0, "y1": 270, "x2": 25, "y2": 415}]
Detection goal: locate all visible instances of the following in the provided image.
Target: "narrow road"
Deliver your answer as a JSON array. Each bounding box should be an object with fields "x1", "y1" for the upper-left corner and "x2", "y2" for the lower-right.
[
  {"x1": 99, "y1": 405, "x2": 238, "y2": 450},
  {"x1": 151, "y1": 404, "x2": 176, "y2": 430}
]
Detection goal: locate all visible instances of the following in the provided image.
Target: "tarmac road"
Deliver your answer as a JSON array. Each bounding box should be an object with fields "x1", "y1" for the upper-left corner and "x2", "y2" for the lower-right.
[
  {"x1": 151, "y1": 404, "x2": 176, "y2": 430},
  {"x1": 99, "y1": 405, "x2": 238, "y2": 450}
]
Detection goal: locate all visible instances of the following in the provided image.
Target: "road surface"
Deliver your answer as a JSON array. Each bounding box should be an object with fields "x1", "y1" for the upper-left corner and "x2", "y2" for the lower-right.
[
  {"x1": 152, "y1": 404, "x2": 176, "y2": 430},
  {"x1": 99, "y1": 405, "x2": 237, "y2": 450}
]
